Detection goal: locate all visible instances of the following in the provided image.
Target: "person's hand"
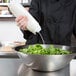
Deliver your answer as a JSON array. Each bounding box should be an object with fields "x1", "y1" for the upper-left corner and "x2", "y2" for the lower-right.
[{"x1": 15, "y1": 15, "x2": 28, "y2": 30}]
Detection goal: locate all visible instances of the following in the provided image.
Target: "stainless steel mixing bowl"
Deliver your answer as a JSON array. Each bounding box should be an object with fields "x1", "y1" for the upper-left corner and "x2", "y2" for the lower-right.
[{"x1": 17, "y1": 44, "x2": 76, "y2": 71}]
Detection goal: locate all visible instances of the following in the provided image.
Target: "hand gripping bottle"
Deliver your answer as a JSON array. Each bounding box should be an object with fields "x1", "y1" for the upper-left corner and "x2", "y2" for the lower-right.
[{"x1": 8, "y1": 3, "x2": 41, "y2": 35}]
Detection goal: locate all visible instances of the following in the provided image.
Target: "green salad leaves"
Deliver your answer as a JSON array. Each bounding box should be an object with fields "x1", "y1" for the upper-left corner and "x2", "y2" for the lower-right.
[{"x1": 20, "y1": 44, "x2": 71, "y2": 55}]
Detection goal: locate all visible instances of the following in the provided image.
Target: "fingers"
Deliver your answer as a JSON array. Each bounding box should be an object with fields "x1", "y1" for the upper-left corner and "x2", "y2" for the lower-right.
[
  {"x1": 15, "y1": 16, "x2": 23, "y2": 22},
  {"x1": 15, "y1": 16, "x2": 28, "y2": 30}
]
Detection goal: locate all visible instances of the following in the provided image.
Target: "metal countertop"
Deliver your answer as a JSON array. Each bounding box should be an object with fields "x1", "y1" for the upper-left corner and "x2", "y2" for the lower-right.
[{"x1": 0, "y1": 59, "x2": 76, "y2": 76}]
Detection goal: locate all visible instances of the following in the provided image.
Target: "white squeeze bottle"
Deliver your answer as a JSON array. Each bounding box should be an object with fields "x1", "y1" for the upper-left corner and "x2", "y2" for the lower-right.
[{"x1": 8, "y1": 3, "x2": 41, "y2": 34}]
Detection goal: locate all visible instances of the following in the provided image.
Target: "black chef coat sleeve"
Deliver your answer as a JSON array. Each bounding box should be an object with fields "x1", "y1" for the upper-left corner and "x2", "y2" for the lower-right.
[
  {"x1": 22, "y1": 0, "x2": 41, "y2": 40},
  {"x1": 73, "y1": 24, "x2": 76, "y2": 38},
  {"x1": 73, "y1": 9, "x2": 76, "y2": 38}
]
